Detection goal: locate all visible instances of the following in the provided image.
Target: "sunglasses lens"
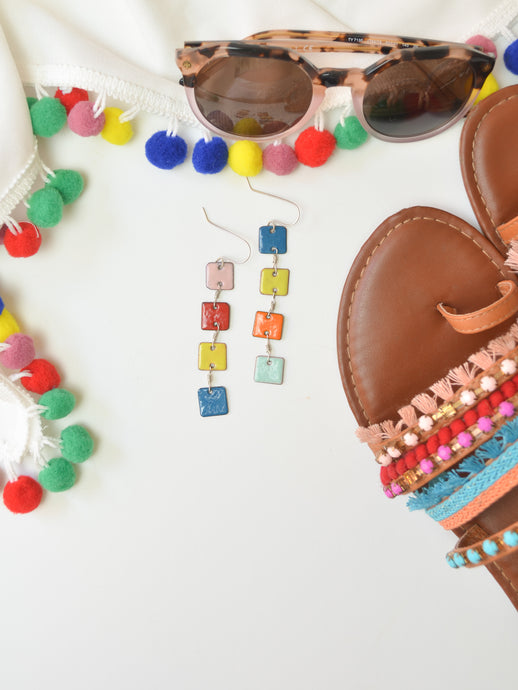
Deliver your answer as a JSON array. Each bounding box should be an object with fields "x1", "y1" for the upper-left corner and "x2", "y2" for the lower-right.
[
  {"x1": 363, "y1": 57, "x2": 474, "y2": 138},
  {"x1": 194, "y1": 56, "x2": 313, "y2": 138}
]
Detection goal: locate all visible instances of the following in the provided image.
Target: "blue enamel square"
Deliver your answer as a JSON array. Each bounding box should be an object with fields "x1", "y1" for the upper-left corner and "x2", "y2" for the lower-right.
[
  {"x1": 198, "y1": 386, "x2": 229, "y2": 417},
  {"x1": 254, "y1": 356, "x2": 285, "y2": 384},
  {"x1": 259, "y1": 225, "x2": 287, "y2": 254}
]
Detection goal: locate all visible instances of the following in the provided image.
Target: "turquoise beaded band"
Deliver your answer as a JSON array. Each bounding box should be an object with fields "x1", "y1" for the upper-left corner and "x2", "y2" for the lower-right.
[{"x1": 446, "y1": 521, "x2": 518, "y2": 569}]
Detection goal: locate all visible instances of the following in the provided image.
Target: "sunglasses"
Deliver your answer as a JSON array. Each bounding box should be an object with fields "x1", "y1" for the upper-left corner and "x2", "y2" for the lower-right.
[{"x1": 176, "y1": 30, "x2": 495, "y2": 143}]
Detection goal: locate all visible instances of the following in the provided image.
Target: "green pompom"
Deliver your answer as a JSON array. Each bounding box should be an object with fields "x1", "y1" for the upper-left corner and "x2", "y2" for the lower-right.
[
  {"x1": 26, "y1": 96, "x2": 37, "y2": 109},
  {"x1": 29, "y1": 97, "x2": 67, "y2": 137},
  {"x1": 27, "y1": 187, "x2": 64, "y2": 228},
  {"x1": 39, "y1": 388, "x2": 76, "y2": 420},
  {"x1": 61, "y1": 425, "x2": 94, "y2": 463},
  {"x1": 46, "y1": 169, "x2": 84, "y2": 205},
  {"x1": 334, "y1": 116, "x2": 369, "y2": 150},
  {"x1": 39, "y1": 457, "x2": 76, "y2": 492}
]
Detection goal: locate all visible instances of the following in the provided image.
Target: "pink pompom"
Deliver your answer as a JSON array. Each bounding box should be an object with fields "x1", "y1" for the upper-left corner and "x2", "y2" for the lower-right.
[
  {"x1": 458, "y1": 431, "x2": 473, "y2": 448},
  {"x1": 391, "y1": 482, "x2": 403, "y2": 495},
  {"x1": 466, "y1": 35, "x2": 497, "y2": 56},
  {"x1": 0, "y1": 333, "x2": 35, "y2": 369},
  {"x1": 263, "y1": 143, "x2": 298, "y2": 175},
  {"x1": 68, "y1": 100, "x2": 105, "y2": 136},
  {"x1": 420, "y1": 458, "x2": 434, "y2": 474},
  {"x1": 499, "y1": 401, "x2": 515, "y2": 417},
  {"x1": 384, "y1": 488, "x2": 394, "y2": 498},
  {"x1": 437, "y1": 445, "x2": 452, "y2": 461},
  {"x1": 477, "y1": 416, "x2": 493, "y2": 432}
]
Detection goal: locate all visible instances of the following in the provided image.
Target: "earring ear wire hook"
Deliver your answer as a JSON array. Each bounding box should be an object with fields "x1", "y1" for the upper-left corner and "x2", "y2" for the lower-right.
[
  {"x1": 246, "y1": 177, "x2": 301, "y2": 227},
  {"x1": 202, "y1": 207, "x2": 252, "y2": 265}
]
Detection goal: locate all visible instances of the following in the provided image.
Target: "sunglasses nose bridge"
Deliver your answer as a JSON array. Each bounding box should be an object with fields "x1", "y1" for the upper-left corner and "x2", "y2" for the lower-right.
[{"x1": 316, "y1": 67, "x2": 365, "y2": 89}]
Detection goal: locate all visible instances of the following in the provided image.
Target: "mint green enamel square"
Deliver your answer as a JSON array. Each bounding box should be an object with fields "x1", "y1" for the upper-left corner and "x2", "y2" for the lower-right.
[{"x1": 254, "y1": 356, "x2": 284, "y2": 384}]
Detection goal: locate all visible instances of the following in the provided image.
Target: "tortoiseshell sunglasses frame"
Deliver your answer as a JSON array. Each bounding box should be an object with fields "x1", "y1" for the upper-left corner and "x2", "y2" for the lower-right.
[{"x1": 175, "y1": 30, "x2": 495, "y2": 142}]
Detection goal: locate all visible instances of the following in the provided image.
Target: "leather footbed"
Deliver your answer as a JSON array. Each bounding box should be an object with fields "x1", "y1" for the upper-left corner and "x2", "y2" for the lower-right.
[
  {"x1": 460, "y1": 84, "x2": 518, "y2": 254},
  {"x1": 337, "y1": 206, "x2": 518, "y2": 610}
]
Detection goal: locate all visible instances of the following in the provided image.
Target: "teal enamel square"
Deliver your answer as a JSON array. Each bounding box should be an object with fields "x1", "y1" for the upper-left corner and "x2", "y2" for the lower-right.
[{"x1": 254, "y1": 356, "x2": 284, "y2": 384}]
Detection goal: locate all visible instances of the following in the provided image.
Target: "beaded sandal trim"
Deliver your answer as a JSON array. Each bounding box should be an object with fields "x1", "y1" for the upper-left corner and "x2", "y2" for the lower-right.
[
  {"x1": 446, "y1": 520, "x2": 518, "y2": 569},
  {"x1": 356, "y1": 322, "x2": 518, "y2": 457},
  {"x1": 383, "y1": 390, "x2": 518, "y2": 497}
]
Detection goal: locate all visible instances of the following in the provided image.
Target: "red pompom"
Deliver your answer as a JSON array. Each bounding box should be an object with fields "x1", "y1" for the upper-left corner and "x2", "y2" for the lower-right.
[
  {"x1": 501, "y1": 381, "x2": 517, "y2": 399},
  {"x1": 477, "y1": 399, "x2": 493, "y2": 417},
  {"x1": 405, "y1": 450, "x2": 417, "y2": 469},
  {"x1": 55, "y1": 87, "x2": 89, "y2": 114},
  {"x1": 450, "y1": 419, "x2": 466, "y2": 436},
  {"x1": 463, "y1": 409, "x2": 478, "y2": 427},
  {"x1": 380, "y1": 466, "x2": 390, "y2": 485},
  {"x1": 415, "y1": 444, "x2": 428, "y2": 461},
  {"x1": 489, "y1": 391, "x2": 504, "y2": 408},
  {"x1": 3, "y1": 476, "x2": 43, "y2": 513},
  {"x1": 425, "y1": 434, "x2": 439, "y2": 454},
  {"x1": 21, "y1": 358, "x2": 60, "y2": 394},
  {"x1": 396, "y1": 458, "x2": 407, "y2": 475},
  {"x1": 294, "y1": 126, "x2": 336, "y2": 167},
  {"x1": 437, "y1": 427, "x2": 452, "y2": 444},
  {"x1": 387, "y1": 463, "x2": 399, "y2": 480},
  {"x1": 4, "y1": 222, "x2": 42, "y2": 257}
]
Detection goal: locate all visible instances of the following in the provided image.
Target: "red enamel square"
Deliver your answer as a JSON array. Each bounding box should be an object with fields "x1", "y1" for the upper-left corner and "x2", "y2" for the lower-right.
[
  {"x1": 252, "y1": 311, "x2": 283, "y2": 339},
  {"x1": 201, "y1": 302, "x2": 230, "y2": 330}
]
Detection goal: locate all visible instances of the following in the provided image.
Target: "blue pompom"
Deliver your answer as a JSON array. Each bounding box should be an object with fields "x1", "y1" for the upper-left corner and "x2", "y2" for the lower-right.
[
  {"x1": 192, "y1": 137, "x2": 228, "y2": 174},
  {"x1": 145, "y1": 131, "x2": 187, "y2": 169},
  {"x1": 504, "y1": 38, "x2": 518, "y2": 75}
]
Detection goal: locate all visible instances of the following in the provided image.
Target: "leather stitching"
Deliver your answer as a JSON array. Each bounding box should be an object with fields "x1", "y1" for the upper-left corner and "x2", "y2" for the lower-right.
[
  {"x1": 469, "y1": 93, "x2": 518, "y2": 241},
  {"x1": 345, "y1": 215, "x2": 508, "y2": 424}
]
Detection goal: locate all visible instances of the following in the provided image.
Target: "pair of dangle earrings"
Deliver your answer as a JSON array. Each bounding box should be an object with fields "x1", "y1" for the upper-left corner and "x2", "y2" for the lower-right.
[{"x1": 197, "y1": 180, "x2": 300, "y2": 417}]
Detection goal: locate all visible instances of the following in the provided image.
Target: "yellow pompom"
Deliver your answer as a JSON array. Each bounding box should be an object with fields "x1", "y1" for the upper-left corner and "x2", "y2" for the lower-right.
[
  {"x1": 233, "y1": 117, "x2": 263, "y2": 136},
  {"x1": 101, "y1": 107, "x2": 133, "y2": 145},
  {"x1": 0, "y1": 309, "x2": 20, "y2": 342},
  {"x1": 228, "y1": 141, "x2": 263, "y2": 177},
  {"x1": 475, "y1": 74, "x2": 499, "y2": 105}
]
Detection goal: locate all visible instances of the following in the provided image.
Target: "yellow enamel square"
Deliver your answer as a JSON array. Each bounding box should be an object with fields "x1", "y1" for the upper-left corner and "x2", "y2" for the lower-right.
[
  {"x1": 260, "y1": 268, "x2": 290, "y2": 296},
  {"x1": 198, "y1": 342, "x2": 227, "y2": 370}
]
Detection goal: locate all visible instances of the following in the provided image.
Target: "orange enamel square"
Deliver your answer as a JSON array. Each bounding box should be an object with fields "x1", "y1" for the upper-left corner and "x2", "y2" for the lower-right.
[{"x1": 252, "y1": 311, "x2": 283, "y2": 339}]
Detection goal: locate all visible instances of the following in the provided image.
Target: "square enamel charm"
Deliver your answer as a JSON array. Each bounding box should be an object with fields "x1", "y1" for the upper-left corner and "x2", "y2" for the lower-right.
[
  {"x1": 254, "y1": 356, "x2": 285, "y2": 384},
  {"x1": 201, "y1": 302, "x2": 230, "y2": 330},
  {"x1": 260, "y1": 268, "x2": 289, "y2": 296},
  {"x1": 206, "y1": 261, "x2": 234, "y2": 290},
  {"x1": 198, "y1": 386, "x2": 229, "y2": 417},
  {"x1": 259, "y1": 225, "x2": 287, "y2": 254},
  {"x1": 198, "y1": 342, "x2": 227, "y2": 370},
  {"x1": 252, "y1": 311, "x2": 284, "y2": 339}
]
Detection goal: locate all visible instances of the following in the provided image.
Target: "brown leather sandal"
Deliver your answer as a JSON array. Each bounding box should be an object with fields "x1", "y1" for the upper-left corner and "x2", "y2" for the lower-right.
[
  {"x1": 460, "y1": 83, "x2": 518, "y2": 255},
  {"x1": 337, "y1": 206, "x2": 518, "y2": 610}
]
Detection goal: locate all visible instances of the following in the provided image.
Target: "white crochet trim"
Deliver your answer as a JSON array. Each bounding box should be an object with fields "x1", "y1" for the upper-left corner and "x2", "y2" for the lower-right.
[
  {"x1": 460, "y1": 0, "x2": 518, "y2": 40},
  {"x1": 21, "y1": 64, "x2": 198, "y2": 126},
  {"x1": 0, "y1": 138, "x2": 40, "y2": 227}
]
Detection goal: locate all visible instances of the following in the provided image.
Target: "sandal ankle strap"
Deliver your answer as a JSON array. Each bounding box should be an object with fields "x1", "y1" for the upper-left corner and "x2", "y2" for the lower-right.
[{"x1": 446, "y1": 520, "x2": 518, "y2": 568}]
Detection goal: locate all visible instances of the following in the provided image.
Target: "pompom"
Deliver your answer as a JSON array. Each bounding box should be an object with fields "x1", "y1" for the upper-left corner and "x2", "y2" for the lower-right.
[
  {"x1": 29, "y1": 97, "x2": 67, "y2": 137},
  {"x1": 475, "y1": 74, "x2": 499, "y2": 104},
  {"x1": 0, "y1": 333, "x2": 35, "y2": 369},
  {"x1": 38, "y1": 457, "x2": 75, "y2": 492},
  {"x1": 55, "y1": 87, "x2": 89, "y2": 114},
  {"x1": 233, "y1": 117, "x2": 262, "y2": 136},
  {"x1": 39, "y1": 388, "x2": 76, "y2": 420},
  {"x1": 192, "y1": 137, "x2": 228, "y2": 174},
  {"x1": 46, "y1": 169, "x2": 84, "y2": 205},
  {"x1": 26, "y1": 96, "x2": 37, "y2": 110},
  {"x1": 263, "y1": 143, "x2": 298, "y2": 175},
  {"x1": 61, "y1": 425, "x2": 94, "y2": 463},
  {"x1": 3, "y1": 476, "x2": 43, "y2": 513},
  {"x1": 0, "y1": 309, "x2": 20, "y2": 342},
  {"x1": 294, "y1": 126, "x2": 336, "y2": 167},
  {"x1": 466, "y1": 35, "x2": 497, "y2": 55},
  {"x1": 228, "y1": 140, "x2": 263, "y2": 176},
  {"x1": 21, "y1": 358, "x2": 61, "y2": 394},
  {"x1": 101, "y1": 107, "x2": 133, "y2": 145},
  {"x1": 68, "y1": 100, "x2": 105, "y2": 137},
  {"x1": 145, "y1": 131, "x2": 187, "y2": 169},
  {"x1": 4, "y1": 221, "x2": 41, "y2": 257},
  {"x1": 26, "y1": 187, "x2": 64, "y2": 228},
  {"x1": 334, "y1": 116, "x2": 368, "y2": 149},
  {"x1": 504, "y1": 39, "x2": 518, "y2": 75}
]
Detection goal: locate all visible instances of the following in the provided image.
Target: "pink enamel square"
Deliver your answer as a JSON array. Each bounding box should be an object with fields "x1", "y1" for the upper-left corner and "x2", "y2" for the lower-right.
[{"x1": 206, "y1": 261, "x2": 234, "y2": 290}]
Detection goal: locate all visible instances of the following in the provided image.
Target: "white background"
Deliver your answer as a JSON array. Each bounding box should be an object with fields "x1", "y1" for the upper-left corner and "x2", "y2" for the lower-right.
[{"x1": 0, "y1": 2, "x2": 517, "y2": 689}]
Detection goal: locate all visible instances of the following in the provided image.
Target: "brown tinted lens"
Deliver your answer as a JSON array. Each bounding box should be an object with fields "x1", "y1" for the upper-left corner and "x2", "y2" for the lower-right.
[
  {"x1": 194, "y1": 55, "x2": 313, "y2": 138},
  {"x1": 363, "y1": 57, "x2": 474, "y2": 138}
]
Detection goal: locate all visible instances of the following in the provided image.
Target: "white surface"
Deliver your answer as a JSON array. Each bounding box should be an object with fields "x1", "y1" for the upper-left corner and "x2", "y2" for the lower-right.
[{"x1": 0, "y1": 2, "x2": 517, "y2": 689}]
